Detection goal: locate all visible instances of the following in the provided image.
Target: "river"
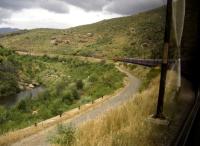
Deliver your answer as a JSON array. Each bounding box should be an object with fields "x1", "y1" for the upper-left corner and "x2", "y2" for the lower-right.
[{"x1": 0, "y1": 86, "x2": 45, "y2": 107}]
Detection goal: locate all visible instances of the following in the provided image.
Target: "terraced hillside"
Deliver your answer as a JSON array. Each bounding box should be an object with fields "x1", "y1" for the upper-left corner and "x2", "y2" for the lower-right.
[{"x1": 0, "y1": 8, "x2": 165, "y2": 59}]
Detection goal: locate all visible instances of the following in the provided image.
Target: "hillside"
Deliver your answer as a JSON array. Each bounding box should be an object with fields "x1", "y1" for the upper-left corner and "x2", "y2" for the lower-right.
[{"x1": 0, "y1": 8, "x2": 165, "y2": 58}]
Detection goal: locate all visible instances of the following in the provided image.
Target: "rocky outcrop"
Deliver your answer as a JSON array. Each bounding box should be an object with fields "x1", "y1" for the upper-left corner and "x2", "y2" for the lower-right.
[{"x1": 50, "y1": 37, "x2": 70, "y2": 45}]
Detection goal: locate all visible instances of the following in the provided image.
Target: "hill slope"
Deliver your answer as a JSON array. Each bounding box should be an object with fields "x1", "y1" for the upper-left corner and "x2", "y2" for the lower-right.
[{"x1": 0, "y1": 8, "x2": 165, "y2": 58}]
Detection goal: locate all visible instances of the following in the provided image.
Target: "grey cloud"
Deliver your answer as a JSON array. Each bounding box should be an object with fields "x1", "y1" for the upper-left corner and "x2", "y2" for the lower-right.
[
  {"x1": 0, "y1": 0, "x2": 164, "y2": 15},
  {"x1": 105, "y1": 0, "x2": 165, "y2": 15},
  {"x1": 61, "y1": 0, "x2": 110, "y2": 11},
  {"x1": 0, "y1": 0, "x2": 166, "y2": 27},
  {"x1": 0, "y1": 0, "x2": 69, "y2": 13},
  {"x1": 40, "y1": 0, "x2": 69, "y2": 13},
  {"x1": 61, "y1": 0, "x2": 164, "y2": 14},
  {"x1": 0, "y1": 8, "x2": 12, "y2": 23},
  {"x1": 0, "y1": 0, "x2": 69, "y2": 23}
]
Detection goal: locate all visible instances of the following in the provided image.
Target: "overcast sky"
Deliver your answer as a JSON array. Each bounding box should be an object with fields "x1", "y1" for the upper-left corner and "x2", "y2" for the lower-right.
[{"x1": 0, "y1": 0, "x2": 165, "y2": 29}]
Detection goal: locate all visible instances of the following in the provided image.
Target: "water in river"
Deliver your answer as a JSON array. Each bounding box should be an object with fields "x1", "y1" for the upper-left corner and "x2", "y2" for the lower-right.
[{"x1": 0, "y1": 86, "x2": 44, "y2": 107}]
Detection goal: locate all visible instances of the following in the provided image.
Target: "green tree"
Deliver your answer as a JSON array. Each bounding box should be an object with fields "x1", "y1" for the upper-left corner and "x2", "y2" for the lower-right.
[
  {"x1": 72, "y1": 88, "x2": 80, "y2": 100},
  {"x1": 76, "y1": 80, "x2": 84, "y2": 90},
  {"x1": 17, "y1": 100, "x2": 29, "y2": 112}
]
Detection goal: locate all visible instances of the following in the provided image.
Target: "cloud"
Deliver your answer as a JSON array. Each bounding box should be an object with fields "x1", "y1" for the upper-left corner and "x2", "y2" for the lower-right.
[
  {"x1": 0, "y1": 0, "x2": 69, "y2": 13},
  {"x1": 0, "y1": 0, "x2": 166, "y2": 29},
  {"x1": 61, "y1": 0, "x2": 111, "y2": 11},
  {"x1": 39, "y1": 0, "x2": 69, "y2": 13},
  {"x1": 0, "y1": 0, "x2": 70, "y2": 24},
  {"x1": 0, "y1": 8, "x2": 12, "y2": 23},
  {"x1": 61, "y1": 0, "x2": 165, "y2": 15},
  {"x1": 105, "y1": 0, "x2": 165, "y2": 15},
  {"x1": 0, "y1": 0, "x2": 164, "y2": 15},
  {"x1": 0, "y1": 6, "x2": 121, "y2": 29}
]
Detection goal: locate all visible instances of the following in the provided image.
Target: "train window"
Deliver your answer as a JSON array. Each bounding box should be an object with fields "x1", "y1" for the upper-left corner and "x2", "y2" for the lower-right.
[{"x1": 0, "y1": 0, "x2": 199, "y2": 145}]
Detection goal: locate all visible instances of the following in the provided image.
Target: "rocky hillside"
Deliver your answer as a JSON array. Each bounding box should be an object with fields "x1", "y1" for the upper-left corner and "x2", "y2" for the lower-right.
[{"x1": 0, "y1": 8, "x2": 165, "y2": 58}]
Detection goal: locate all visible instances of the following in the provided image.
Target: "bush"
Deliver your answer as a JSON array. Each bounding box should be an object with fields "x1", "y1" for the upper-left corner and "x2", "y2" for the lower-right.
[
  {"x1": 72, "y1": 88, "x2": 80, "y2": 100},
  {"x1": 0, "y1": 106, "x2": 8, "y2": 124},
  {"x1": 76, "y1": 80, "x2": 84, "y2": 90},
  {"x1": 17, "y1": 100, "x2": 29, "y2": 112},
  {"x1": 96, "y1": 35, "x2": 112, "y2": 45},
  {"x1": 89, "y1": 74, "x2": 98, "y2": 82},
  {"x1": 49, "y1": 100, "x2": 63, "y2": 116},
  {"x1": 80, "y1": 96, "x2": 92, "y2": 104},
  {"x1": 0, "y1": 72, "x2": 19, "y2": 97},
  {"x1": 51, "y1": 124, "x2": 76, "y2": 146},
  {"x1": 62, "y1": 90, "x2": 73, "y2": 103},
  {"x1": 55, "y1": 80, "x2": 68, "y2": 96},
  {"x1": 0, "y1": 47, "x2": 13, "y2": 56},
  {"x1": 42, "y1": 54, "x2": 50, "y2": 62}
]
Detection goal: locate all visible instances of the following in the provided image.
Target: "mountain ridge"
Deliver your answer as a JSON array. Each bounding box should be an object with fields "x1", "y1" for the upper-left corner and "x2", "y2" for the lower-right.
[{"x1": 0, "y1": 27, "x2": 20, "y2": 34}]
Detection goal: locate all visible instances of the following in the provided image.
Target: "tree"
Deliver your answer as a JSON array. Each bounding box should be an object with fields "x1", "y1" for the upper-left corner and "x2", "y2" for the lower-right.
[
  {"x1": 76, "y1": 80, "x2": 84, "y2": 90},
  {"x1": 62, "y1": 90, "x2": 73, "y2": 104},
  {"x1": 72, "y1": 88, "x2": 80, "y2": 100},
  {"x1": 17, "y1": 100, "x2": 29, "y2": 112}
]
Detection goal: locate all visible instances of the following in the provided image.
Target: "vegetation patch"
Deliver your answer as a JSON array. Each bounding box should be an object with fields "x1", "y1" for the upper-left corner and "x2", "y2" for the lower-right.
[
  {"x1": 50, "y1": 124, "x2": 76, "y2": 146},
  {"x1": 0, "y1": 47, "x2": 125, "y2": 134}
]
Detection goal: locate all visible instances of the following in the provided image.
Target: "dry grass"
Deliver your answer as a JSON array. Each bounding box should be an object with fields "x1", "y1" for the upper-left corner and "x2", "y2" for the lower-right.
[{"x1": 69, "y1": 70, "x2": 190, "y2": 146}]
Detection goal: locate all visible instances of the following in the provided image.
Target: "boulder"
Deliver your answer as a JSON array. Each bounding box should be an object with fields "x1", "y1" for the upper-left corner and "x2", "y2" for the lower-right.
[
  {"x1": 87, "y1": 33, "x2": 93, "y2": 37},
  {"x1": 32, "y1": 81, "x2": 39, "y2": 86},
  {"x1": 28, "y1": 84, "x2": 34, "y2": 88},
  {"x1": 64, "y1": 40, "x2": 70, "y2": 44},
  {"x1": 32, "y1": 110, "x2": 39, "y2": 115},
  {"x1": 79, "y1": 39, "x2": 88, "y2": 43},
  {"x1": 50, "y1": 39, "x2": 57, "y2": 45},
  {"x1": 141, "y1": 43, "x2": 149, "y2": 48},
  {"x1": 19, "y1": 84, "x2": 25, "y2": 90},
  {"x1": 51, "y1": 36, "x2": 56, "y2": 40},
  {"x1": 130, "y1": 27, "x2": 136, "y2": 34}
]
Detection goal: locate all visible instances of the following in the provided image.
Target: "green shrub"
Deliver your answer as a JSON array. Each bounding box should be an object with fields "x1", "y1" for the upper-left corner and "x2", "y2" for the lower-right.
[
  {"x1": 0, "y1": 106, "x2": 8, "y2": 124},
  {"x1": 0, "y1": 72, "x2": 19, "y2": 97},
  {"x1": 89, "y1": 74, "x2": 98, "y2": 82},
  {"x1": 76, "y1": 80, "x2": 84, "y2": 90},
  {"x1": 96, "y1": 35, "x2": 112, "y2": 45},
  {"x1": 62, "y1": 90, "x2": 73, "y2": 103},
  {"x1": 0, "y1": 47, "x2": 13, "y2": 56},
  {"x1": 49, "y1": 100, "x2": 63, "y2": 116},
  {"x1": 17, "y1": 100, "x2": 30, "y2": 113},
  {"x1": 51, "y1": 124, "x2": 76, "y2": 146},
  {"x1": 80, "y1": 96, "x2": 92, "y2": 104},
  {"x1": 55, "y1": 80, "x2": 69, "y2": 96},
  {"x1": 72, "y1": 88, "x2": 80, "y2": 100}
]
